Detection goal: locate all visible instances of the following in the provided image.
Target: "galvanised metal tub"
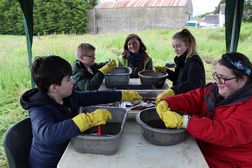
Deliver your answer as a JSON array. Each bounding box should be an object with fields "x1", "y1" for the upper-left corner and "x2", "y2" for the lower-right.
[
  {"x1": 71, "y1": 106, "x2": 127, "y2": 155},
  {"x1": 136, "y1": 107, "x2": 187, "y2": 146},
  {"x1": 105, "y1": 67, "x2": 132, "y2": 88}
]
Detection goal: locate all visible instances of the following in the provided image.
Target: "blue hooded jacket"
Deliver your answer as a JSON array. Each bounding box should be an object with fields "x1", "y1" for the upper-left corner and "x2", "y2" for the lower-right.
[{"x1": 20, "y1": 88, "x2": 121, "y2": 168}]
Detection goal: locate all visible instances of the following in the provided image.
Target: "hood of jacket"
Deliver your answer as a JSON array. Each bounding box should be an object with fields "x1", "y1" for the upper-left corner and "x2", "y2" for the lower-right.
[{"x1": 20, "y1": 88, "x2": 56, "y2": 110}]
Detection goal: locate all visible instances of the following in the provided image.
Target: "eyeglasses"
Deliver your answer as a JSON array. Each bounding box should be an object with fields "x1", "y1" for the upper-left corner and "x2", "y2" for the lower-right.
[
  {"x1": 81, "y1": 54, "x2": 95, "y2": 59},
  {"x1": 212, "y1": 72, "x2": 237, "y2": 84}
]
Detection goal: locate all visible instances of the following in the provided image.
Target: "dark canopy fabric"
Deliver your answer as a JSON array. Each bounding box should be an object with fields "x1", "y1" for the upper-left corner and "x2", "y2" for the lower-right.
[
  {"x1": 18, "y1": 0, "x2": 34, "y2": 87},
  {"x1": 18, "y1": 0, "x2": 33, "y2": 46},
  {"x1": 225, "y1": 0, "x2": 244, "y2": 52}
]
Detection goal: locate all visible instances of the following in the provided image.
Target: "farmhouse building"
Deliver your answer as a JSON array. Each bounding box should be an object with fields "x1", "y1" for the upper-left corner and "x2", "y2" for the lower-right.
[{"x1": 87, "y1": 0, "x2": 193, "y2": 33}]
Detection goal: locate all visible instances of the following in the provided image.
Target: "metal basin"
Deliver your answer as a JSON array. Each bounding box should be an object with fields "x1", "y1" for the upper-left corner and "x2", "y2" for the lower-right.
[
  {"x1": 136, "y1": 107, "x2": 187, "y2": 146},
  {"x1": 138, "y1": 70, "x2": 168, "y2": 88},
  {"x1": 105, "y1": 67, "x2": 132, "y2": 88},
  {"x1": 71, "y1": 106, "x2": 127, "y2": 155}
]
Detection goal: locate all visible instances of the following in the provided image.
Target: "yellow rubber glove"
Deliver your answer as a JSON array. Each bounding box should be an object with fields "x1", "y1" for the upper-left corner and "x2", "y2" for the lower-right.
[
  {"x1": 72, "y1": 109, "x2": 112, "y2": 132},
  {"x1": 156, "y1": 100, "x2": 169, "y2": 117},
  {"x1": 121, "y1": 90, "x2": 142, "y2": 101},
  {"x1": 159, "y1": 110, "x2": 183, "y2": 129},
  {"x1": 154, "y1": 65, "x2": 166, "y2": 72},
  {"x1": 98, "y1": 60, "x2": 117, "y2": 74},
  {"x1": 156, "y1": 88, "x2": 175, "y2": 104}
]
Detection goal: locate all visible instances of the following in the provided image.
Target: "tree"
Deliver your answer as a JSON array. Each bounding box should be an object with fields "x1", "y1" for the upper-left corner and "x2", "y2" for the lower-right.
[
  {"x1": 213, "y1": 0, "x2": 225, "y2": 14},
  {"x1": 33, "y1": 0, "x2": 96, "y2": 34},
  {"x1": 243, "y1": 0, "x2": 252, "y2": 22},
  {"x1": 0, "y1": 0, "x2": 24, "y2": 34},
  {"x1": 0, "y1": 0, "x2": 98, "y2": 35}
]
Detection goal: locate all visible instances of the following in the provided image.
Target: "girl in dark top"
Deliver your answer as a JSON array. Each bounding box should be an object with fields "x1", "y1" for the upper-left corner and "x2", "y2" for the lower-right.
[
  {"x1": 118, "y1": 34, "x2": 153, "y2": 78},
  {"x1": 155, "y1": 29, "x2": 206, "y2": 102}
]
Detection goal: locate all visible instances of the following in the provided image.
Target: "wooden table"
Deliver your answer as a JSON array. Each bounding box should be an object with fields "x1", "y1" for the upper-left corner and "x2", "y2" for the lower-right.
[{"x1": 57, "y1": 118, "x2": 209, "y2": 168}]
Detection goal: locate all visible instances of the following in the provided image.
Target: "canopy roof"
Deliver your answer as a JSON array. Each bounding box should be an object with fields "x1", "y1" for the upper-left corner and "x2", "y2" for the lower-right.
[{"x1": 95, "y1": 0, "x2": 189, "y2": 8}]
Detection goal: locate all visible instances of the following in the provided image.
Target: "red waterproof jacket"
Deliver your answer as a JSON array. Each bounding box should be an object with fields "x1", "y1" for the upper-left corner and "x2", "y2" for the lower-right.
[{"x1": 163, "y1": 83, "x2": 252, "y2": 168}]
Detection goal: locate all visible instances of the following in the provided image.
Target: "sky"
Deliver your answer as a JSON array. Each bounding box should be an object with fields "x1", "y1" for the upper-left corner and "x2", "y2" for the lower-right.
[
  {"x1": 192, "y1": 0, "x2": 221, "y2": 16},
  {"x1": 98, "y1": 0, "x2": 221, "y2": 17}
]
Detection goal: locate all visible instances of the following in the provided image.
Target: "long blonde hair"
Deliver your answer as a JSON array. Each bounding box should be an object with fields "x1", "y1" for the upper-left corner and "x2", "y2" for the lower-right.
[{"x1": 172, "y1": 29, "x2": 197, "y2": 58}]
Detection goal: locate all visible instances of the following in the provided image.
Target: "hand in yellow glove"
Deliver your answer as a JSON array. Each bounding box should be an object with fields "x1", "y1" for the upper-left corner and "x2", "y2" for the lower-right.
[
  {"x1": 99, "y1": 60, "x2": 117, "y2": 74},
  {"x1": 159, "y1": 110, "x2": 183, "y2": 129},
  {"x1": 72, "y1": 109, "x2": 112, "y2": 132},
  {"x1": 156, "y1": 100, "x2": 169, "y2": 117},
  {"x1": 156, "y1": 88, "x2": 175, "y2": 104},
  {"x1": 154, "y1": 65, "x2": 167, "y2": 72},
  {"x1": 121, "y1": 90, "x2": 142, "y2": 101}
]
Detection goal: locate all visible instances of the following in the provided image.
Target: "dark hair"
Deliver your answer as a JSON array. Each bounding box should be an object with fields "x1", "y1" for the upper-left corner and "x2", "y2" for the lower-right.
[
  {"x1": 122, "y1": 34, "x2": 147, "y2": 55},
  {"x1": 32, "y1": 55, "x2": 72, "y2": 93},
  {"x1": 172, "y1": 29, "x2": 197, "y2": 58},
  {"x1": 218, "y1": 52, "x2": 252, "y2": 82}
]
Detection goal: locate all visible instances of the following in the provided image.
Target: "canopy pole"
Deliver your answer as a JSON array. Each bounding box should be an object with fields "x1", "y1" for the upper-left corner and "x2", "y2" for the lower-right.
[
  {"x1": 24, "y1": 18, "x2": 35, "y2": 88},
  {"x1": 230, "y1": 0, "x2": 238, "y2": 52},
  {"x1": 18, "y1": 0, "x2": 34, "y2": 88}
]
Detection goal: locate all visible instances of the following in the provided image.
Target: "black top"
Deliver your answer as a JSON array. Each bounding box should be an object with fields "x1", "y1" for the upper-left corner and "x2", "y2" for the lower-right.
[
  {"x1": 118, "y1": 51, "x2": 153, "y2": 78},
  {"x1": 166, "y1": 53, "x2": 206, "y2": 94}
]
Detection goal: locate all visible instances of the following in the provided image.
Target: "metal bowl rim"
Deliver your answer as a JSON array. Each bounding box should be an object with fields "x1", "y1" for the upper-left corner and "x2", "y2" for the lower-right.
[
  {"x1": 138, "y1": 70, "x2": 168, "y2": 79},
  {"x1": 136, "y1": 107, "x2": 186, "y2": 134},
  {"x1": 106, "y1": 67, "x2": 132, "y2": 76}
]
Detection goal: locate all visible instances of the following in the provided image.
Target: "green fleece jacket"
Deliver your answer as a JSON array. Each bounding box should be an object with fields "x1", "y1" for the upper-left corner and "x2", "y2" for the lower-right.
[{"x1": 72, "y1": 60, "x2": 107, "y2": 90}]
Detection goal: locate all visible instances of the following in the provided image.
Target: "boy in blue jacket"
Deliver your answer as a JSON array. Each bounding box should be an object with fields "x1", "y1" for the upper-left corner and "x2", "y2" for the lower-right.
[{"x1": 20, "y1": 55, "x2": 142, "y2": 168}]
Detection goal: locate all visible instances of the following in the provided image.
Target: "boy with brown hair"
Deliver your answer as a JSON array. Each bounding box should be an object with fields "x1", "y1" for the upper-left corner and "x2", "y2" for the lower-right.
[{"x1": 20, "y1": 55, "x2": 142, "y2": 168}]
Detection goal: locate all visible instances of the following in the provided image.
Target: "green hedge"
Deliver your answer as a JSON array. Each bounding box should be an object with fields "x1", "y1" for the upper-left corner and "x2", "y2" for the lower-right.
[{"x1": 0, "y1": 0, "x2": 97, "y2": 35}]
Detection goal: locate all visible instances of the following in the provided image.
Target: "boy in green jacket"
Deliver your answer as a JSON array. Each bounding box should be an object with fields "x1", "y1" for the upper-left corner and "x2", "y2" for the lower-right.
[{"x1": 72, "y1": 42, "x2": 116, "y2": 90}]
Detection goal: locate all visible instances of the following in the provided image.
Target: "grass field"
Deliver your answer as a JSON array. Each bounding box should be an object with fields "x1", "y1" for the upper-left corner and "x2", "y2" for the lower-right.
[{"x1": 1, "y1": 23, "x2": 252, "y2": 167}]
